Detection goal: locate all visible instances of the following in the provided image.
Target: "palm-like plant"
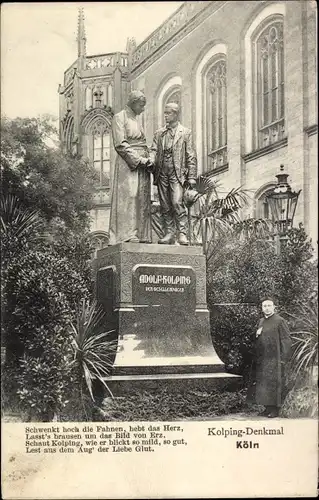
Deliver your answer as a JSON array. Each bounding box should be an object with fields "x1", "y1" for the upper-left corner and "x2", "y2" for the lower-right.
[
  {"x1": 233, "y1": 218, "x2": 274, "y2": 240},
  {"x1": 1, "y1": 193, "x2": 43, "y2": 258},
  {"x1": 285, "y1": 300, "x2": 318, "y2": 383},
  {"x1": 70, "y1": 299, "x2": 117, "y2": 405},
  {"x1": 184, "y1": 175, "x2": 276, "y2": 264},
  {"x1": 184, "y1": 176, "x2": 222, "y2": 248},
  {"x1": 184, "y1": 176, "x2": 252, "y2": 260}
]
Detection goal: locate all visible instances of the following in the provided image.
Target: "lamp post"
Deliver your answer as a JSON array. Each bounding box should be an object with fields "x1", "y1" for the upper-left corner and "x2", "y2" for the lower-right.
[{"x1": 266, "y1": 165, "x2": 301, "y2": 254}]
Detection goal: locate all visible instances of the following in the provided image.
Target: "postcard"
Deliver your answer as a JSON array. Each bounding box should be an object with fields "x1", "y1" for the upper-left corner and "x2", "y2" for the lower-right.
[{"x1": 1, "y1": 2, "x2": 318, "y2": 498}]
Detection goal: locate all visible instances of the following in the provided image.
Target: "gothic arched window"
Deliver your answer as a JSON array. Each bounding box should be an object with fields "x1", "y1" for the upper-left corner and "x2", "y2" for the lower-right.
[
  {"x1": 253, "y1": 18, "x2": 285, "y2": 149},
  {"x1": 255, "y1": 185, "x2": 277, "y2": 219},
  {"x1": 195, "y1": 44, "x2": 227, "y2": 174},
  {"x1": 90, "y1": 231, "x2": 109, "y2": 259},
  {"x1": 91, "y1": 120, "x2": 110, "y2": 188},
  {"x1": 81, "y1": 109, "x2": 113, "y2": 189},
  {"x1": 204, "y1": 56, "x2": 227, "y2": 171},
  {"x1": 206, "y1": 59, "x2": 227, "y2": 155},
  {"x1": 157, "y1": 76, "x2": 182, "y2": 128}
]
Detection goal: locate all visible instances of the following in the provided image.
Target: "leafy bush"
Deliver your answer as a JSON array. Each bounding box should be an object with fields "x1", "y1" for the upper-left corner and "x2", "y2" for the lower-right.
[
  {"x1": 207, "y1": 238, "x2": 280, "y2": 378},
  {"x1": 17, "y1": 327, "x2": 73, "y2": 422},
  {"x1": 50, "y1": 224, "x2": 95, "y2": 294},
  {"x1": 279, "y1": 227, "x2": 317, "y2": 309},
  {"x1": 208, "y1": 227, "x2": 316, "y2": 307},
  {"x1": 208, "y1": 238, "x2": 282, "y2": 305},
  {"x1": 280, "y1": 386, "x2": 318, "y2": 418},
  {"x1": 207, "y1": 227, "x2": 317, "y2": 384},
  {"x1": 210, "y1": 305, "x2": 259, "y2": 376},
  {"x1": 2, "y1": 246, "x2": 91, "y2": 420},
  {"x1": 4, "y1": 248, "x2": 89, "y2": 347}
]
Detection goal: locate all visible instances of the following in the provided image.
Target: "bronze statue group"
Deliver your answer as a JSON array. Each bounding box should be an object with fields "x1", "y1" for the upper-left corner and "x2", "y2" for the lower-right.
[
  {"x1": 109, "y1": 90, "x2": 196, "y2": 246},
  {"x1": 109, "y1": 91, "x2": 292, "y2": 418}
]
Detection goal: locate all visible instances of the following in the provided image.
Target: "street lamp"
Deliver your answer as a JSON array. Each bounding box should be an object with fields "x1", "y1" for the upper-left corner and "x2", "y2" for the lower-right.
[{"x1": 266, "y1": 165, "x2": 301, "y2": 252}]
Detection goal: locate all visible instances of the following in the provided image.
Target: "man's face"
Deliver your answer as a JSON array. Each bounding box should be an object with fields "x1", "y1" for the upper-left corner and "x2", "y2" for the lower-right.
[
  {"x1": 164, "y1": 107, "x2": 178, "y2": 125},
  {"x1": 130, "y1": 99, "x2": 146, "y2": 115},
  {"x1": 262, "y1": 300, "x2": 275, "y2": 316}
]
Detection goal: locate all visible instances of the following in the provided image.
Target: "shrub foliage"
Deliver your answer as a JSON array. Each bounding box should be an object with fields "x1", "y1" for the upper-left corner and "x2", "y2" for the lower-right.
[{"x1": 208, "y1": 227, "x2": 317, "y2": 379}]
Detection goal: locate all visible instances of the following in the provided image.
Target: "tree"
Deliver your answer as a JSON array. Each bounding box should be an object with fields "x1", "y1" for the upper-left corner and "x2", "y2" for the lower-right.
[
  {"x1": 1, "y1": 116, "x2": 98, "y2": 419},
  {"x1": 1, "y1": 115, "x2": 97, "y2": 232},
  {"x1": 1, "y1": 115, "x2": 97, "y2": 332}
]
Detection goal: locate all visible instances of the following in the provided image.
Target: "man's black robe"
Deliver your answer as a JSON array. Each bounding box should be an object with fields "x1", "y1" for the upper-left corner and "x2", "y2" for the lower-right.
[{"x1": 254, "y1": 313, "x2": 292, "y2": 406}]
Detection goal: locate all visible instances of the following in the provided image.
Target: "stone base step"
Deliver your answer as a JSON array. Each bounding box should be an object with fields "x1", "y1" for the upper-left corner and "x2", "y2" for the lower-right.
[
  {"x1": 113, "y1": 363, "x2": 225, "y2": 375},
  {"x1": 113, "y1": 355, "x2": 225, "y2": 376},
  {"x1": 105, "y1": 371, "x2": 242, "y2": 395}
]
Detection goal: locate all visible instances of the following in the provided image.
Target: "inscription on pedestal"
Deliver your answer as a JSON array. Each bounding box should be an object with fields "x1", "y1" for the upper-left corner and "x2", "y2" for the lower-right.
[{"x1": 132, "y1": 264, "x2": 196, "y2": 309}]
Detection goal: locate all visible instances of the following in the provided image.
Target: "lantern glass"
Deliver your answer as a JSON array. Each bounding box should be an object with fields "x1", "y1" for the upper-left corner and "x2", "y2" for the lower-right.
[
  {"x1": 267, "y1": 195, "x2": 287, "y2": 222},
  {"x1": 266, "y1": 165, "x2": 301, "y2": 239},
  {"x1": 288, "y1": 193, "x2": 299, "y2": 222},
  {"x1": 267, "y1": 191, "x2": 300, "y2": 234}
]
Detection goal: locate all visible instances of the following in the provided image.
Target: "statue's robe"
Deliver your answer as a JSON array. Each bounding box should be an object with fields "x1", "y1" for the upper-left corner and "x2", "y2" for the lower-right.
[
  {"x1": 255, "y1": 313, "x2": 292, "y2": 406},
  {"x1": 109, "y1": 106, "x2": 151, "y2": 244}
]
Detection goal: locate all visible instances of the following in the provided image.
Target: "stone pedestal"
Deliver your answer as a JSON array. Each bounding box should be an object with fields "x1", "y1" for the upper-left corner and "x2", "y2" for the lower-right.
[{"x1": 95, "y1": 243, "x2": 241, "y2": 394}]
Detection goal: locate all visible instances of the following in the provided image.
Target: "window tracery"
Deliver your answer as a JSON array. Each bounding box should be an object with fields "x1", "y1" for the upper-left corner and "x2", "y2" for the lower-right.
[{"x1": 253, "y1": 18, "x2": 285, "y2": 149}]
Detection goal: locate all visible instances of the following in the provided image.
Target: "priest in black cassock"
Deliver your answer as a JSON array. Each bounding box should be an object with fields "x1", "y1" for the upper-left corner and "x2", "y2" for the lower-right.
[{"x1": 254, "y1": 297, "x2": 292, "y2": 418}]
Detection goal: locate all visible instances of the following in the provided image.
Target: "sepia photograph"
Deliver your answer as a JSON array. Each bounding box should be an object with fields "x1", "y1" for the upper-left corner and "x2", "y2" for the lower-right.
[{"x1": 1, "y1": 1, "x2": 318, "y2": 498}]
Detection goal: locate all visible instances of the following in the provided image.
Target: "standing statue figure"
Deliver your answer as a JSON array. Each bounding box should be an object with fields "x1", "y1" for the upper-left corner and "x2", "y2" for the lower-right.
[
  {"x1": 150, "y1": 103, "x2": 197, "y2": 245},
  {"x1": 109, "y1": 90, "x2": 153, "y2": 244}
]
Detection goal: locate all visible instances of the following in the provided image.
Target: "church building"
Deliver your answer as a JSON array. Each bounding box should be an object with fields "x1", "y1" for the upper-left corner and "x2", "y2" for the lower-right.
[{"x1": 58, "y1": 1, "x2": 317, "y2": 251}]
